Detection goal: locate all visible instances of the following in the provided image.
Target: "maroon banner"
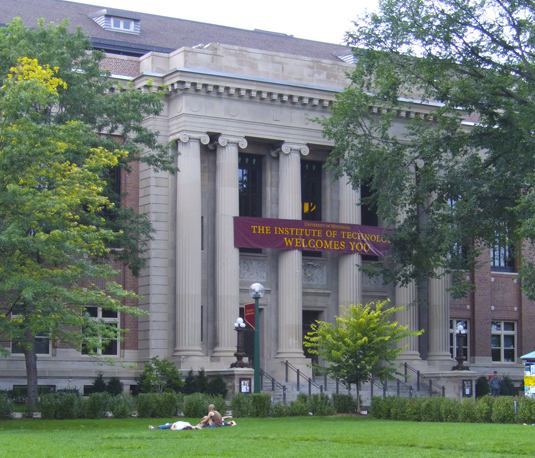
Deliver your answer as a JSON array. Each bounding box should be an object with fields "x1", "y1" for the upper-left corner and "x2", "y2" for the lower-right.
[
  {"x1": 234, "y1": 216, "x2": 390, "y2": 256},
  {"x1": 244, "y1": 303, "x2": 255, "y2": 330}
]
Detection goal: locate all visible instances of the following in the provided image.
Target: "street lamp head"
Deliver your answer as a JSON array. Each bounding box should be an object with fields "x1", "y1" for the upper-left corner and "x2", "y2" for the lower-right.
[
  {"x1": 249, "y1": 282, "x2": 265, "y2": 299},
  {"x1": 456, "y1": 322, "x2": 466, "y2": 334},
  {"x1": 234, "y1": 317, "x2": 246, "y2": 329}
]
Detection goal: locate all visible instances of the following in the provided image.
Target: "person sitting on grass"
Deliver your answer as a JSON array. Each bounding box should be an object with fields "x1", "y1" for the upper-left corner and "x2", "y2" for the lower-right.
[{"x1": 195, "y1": 403, "x2": 236, "y2": 428}]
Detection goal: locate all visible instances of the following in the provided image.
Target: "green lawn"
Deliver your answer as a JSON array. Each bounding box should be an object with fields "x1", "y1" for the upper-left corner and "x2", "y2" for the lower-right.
[{"x1": 0, "y1": 416, "x2": 534, "y2": 457}]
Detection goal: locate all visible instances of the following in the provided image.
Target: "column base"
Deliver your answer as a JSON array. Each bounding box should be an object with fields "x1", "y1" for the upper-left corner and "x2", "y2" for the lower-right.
[
  {"x1": 172, "y1": 354, "x2": 210, "y2": 370},
  {"x1": 427, "y1": 352, "x2": 454, "y2": 371},
  {"x1": 173, "y1": 348, "x2": 203, "y2": 357},
  {"x1": 397, "y1": 350, "x2": 422, "y2": 361},
  {"x1": 211, "y1": 347, "x2": 236, "y2": 358}
]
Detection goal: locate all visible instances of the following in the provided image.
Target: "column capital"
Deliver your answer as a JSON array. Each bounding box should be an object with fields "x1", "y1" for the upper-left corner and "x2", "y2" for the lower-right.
[
  {"x1": 271, "y1": 142, "x2": 309, "y2": 158},
  {"x1": 217, "y1": 135, "x2": 248, "y2": 149},
  {"x1": 171, "y1": 131, "x2": 210, "y2": 145}
]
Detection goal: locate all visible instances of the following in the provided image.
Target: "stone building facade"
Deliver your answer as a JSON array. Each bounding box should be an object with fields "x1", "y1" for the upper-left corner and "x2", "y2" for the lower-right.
[{"x1": 0, "y1": 0, "x2": 532, "y2": 395}]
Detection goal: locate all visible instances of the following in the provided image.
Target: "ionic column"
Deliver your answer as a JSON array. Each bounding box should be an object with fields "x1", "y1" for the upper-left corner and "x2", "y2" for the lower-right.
[
  {"x1": 212, "y1": 135, "x2": 248, "y2": 358},
  {"x1": 338, "y1": 175, "x2": 362, "y2": 312},
  {"x1": 427, "y1": 268, "x2": 452, "y2": 365},
  {"x1": 395, "y1": 281, "x2": 420, "y2": 359},
  {"x1": 275, "y1": 143, "x2": 309, "y2": 358},
  {"x1": 174, "y1": 132, "x2": 209, "y2": 356}
]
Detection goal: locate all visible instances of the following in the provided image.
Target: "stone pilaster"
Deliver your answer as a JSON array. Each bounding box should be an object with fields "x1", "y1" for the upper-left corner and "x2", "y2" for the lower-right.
[
  {"x1": 338, "y1": 175, "x2": 362, "y2": 313},
  {"x1": 174, "y1": 132, "x2": 209, "y2": 356},
  {"x1": 428, "y1": 268, "x2": 453, "y2": 367},
  {"x1": 275, "y1": 143, "x2": 309, "y2": 359},
  {"x1": 395, "y1": 281, "x2": 420, "y2": 360},
  {"x1": 212, "y1": 135, "x2": 248, "y2": 358}
]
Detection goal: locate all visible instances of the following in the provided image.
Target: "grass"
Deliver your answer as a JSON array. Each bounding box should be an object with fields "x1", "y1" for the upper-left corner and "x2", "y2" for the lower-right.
[{"x1": 1, "y1": 416, "x2": 535, "y2": 457}]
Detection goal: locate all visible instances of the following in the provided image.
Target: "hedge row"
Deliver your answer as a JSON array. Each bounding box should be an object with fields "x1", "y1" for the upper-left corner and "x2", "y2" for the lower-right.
[
  {"x1": 35, "y1": 392, "x2": 226, "y2": 419},
  {"x1": 371, "y1": 396, "x2": 535, "y2": 424},
  {"x1": 231, "y1": 393, "x2": 356, "y2": 417}
]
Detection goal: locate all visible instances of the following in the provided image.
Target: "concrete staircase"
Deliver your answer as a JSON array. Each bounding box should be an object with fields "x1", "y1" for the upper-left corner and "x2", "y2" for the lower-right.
[{"x1": 260, "y1": 361, "x2": 446, "y2": 406}]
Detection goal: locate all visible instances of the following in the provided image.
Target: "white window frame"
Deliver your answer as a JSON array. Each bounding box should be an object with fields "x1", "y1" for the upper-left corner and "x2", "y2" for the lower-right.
[
  {"x1": 10, "y1": 309, "x2": 51, "y2": 356},
  {"x1": 491, "y1": 320, "x2": 516, "y2": 363},
  {"x1": 449, "y1": 319, "x2": 470, "y2": 360},
  {"x1": 81, "y1": 306, "x2": 120, "y2": 357},
  {"x1": 110, "y1": 17, "x2": 135, "y2": 32}
]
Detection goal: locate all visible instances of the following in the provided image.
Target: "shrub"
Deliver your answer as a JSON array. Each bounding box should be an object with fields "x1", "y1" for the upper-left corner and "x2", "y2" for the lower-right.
[
  {"x1": 474, "y1": 396, "x2": 493, "y2": 423},
  {"x1": 419, "y1": 398, "x2": 443, "y2": 422},
  {"x1": 390, "y1": 397, "x2": 409, "y2": 420},
  {"x1": 207, "y1": 376, "x2": 228, "y2": 398},
  {"x1": 109, "y1": 394, "x2": 133, "y2": 418},
  {"x1": 106, "y1": 377, "x2": 124, "y2": 396},
  {"x1": 231, "y1": 394, "x2": 252, "y2": 417},
  {"x1": 91, "y1": 373, "x2": 107, "y2": 394},
  {"x1": 288, "y1": 396, "x2": 309, "y2": 416},
  {"x1": 332, "y1": 394, "x2": 356, "y2": 414},
  {"x1": 250, "y1": 393, "x2": 272, "y2": 417},
  {"x1": 370, "y1": 397, "x2": 388, "y2": 419},
  {"x1": 500, "y1": 376, "x2": 517, "y2": 396},
  {"x1": 194, "y1": 370, "x2": 209, "y2": 394},
  {"x1": 271, "y1": 402, "x2": 290, "y2": 417},
  {"x1": 137, "y1": 357, "x2": 183, "y2": 393},
  {"x1": 39, "y1": 393, "x2": 82, "y2": 419},
  {"x1": 84, "y1": 392, "x2": 112, "y2": 418},
  {"x1": 182, "y1": 370, "x2": 196, "y2": 395},
  {"x1": 518, "y1": 398, "x2": 535, "y2": 424},
  {"x1": 156, "y1": 392, "x2": 180, "y2": 417},
  {"x1": 491, "y1": 396, "x2": 515, "y2": 423},
  {"x1": 440, "y1": 398, "x2": 460, "y2": 422},
  {"x1": 459, "y1": 399, "x2": 477, "y2": 423},
  {"x1": 404, "y1": 398, "x2": 421, "y2": 421},
  {"x1": 475, "y1": 376, "x2": 490, "y2": 398},
  {"x1": 0, "y1": 394, "x2": 12, "y2": 419},
  {"x1": 183, "y1": 393, "x2": 210, "y2": 418},
  {"x1": 135, "y1": 393, "x2": 159, "y2": 418}
]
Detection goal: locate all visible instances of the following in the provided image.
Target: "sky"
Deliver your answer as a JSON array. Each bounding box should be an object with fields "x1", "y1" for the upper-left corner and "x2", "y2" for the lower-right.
[{"x1": 68, "y1": 0, "x2": 379, "y2": 44}]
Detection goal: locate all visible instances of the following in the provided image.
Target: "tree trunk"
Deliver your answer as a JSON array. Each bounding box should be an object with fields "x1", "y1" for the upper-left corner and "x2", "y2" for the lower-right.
[
  {"x1": 356, "y1": 381, "x2": 361, "y2": 413},
  {"x1": 23, "y1": 329, "x2": 38, "y2": 412}
]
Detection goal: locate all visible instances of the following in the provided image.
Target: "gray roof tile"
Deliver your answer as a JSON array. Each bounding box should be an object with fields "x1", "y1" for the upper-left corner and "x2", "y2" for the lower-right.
[{"x1": 0, "y1": 0, "x2": 350, "y2": 61}]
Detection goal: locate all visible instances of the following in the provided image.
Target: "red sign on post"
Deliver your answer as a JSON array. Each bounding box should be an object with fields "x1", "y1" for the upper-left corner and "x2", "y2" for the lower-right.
[{"x1": 244, "y1": 303, "x2": 255, "y2": 330}]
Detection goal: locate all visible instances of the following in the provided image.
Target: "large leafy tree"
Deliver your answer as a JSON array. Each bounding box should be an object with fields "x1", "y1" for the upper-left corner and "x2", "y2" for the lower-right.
[
  {"x1": 304, "y1": 301, "x2": 421, "y2": 411},
  {"x1": 0, "y1": 19, "x2": 174, "y2": 409},
  {"x1": 323, "y1": 0, "x2": 535, "y2": 353}
]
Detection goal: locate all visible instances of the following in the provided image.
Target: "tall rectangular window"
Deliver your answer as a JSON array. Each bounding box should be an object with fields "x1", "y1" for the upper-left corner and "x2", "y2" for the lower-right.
[
  {"x1": 301, "y1": 160, "x2": 322, "y2": 257},
  {"x1": 82, "y1": 307, "x2": 119, "y2": 356},
  {"x1": 491, "y1": 320, "x2": 516, "y2": 362},
  {"x1": 239, "y1": 154, "x2": 262, "y2": 217},
  {"x1": 449, "y1": 319, "x2": 469, "y2": 360},
  {"x1": 491, "y1": 229, "x2": 515, "y2": 272},
  {"x1": 301, "y1": 160, "x2": 322, "y2": 221},
  {"x1": 361, "y1": 184, "x2": 379, "y2": 261}
]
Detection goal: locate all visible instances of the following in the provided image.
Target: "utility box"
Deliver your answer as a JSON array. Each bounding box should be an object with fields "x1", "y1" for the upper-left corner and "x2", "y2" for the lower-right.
[{"x1": 521, "y1": 351, "x2": 535, "y2": 398}]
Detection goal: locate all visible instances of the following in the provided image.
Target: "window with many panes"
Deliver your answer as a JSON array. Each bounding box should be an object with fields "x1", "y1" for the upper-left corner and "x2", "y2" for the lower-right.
[
  {"x1": 491, "y1": 320, "x2": 516, "y2": 362},
  {"x1": 449, "y1": 319, "x2": 469, "y2": 360},
  {"x1": 110, "y1": 17, "x2": 135, "y2": 32},
  {"x1": 491, "y1": 229, "x2": 516, "y2": 272},
  {"x1": 82, "y1": 307, "x2": 119, "y2": 356},
  {"x1": 239, "y1": 154, "x2": 262, "y2": 253},
  {"x1": 301, "y1": 160, "x2": 322, "y2": 256},
  {"x1": 10, "y1": 304, "x2": 50, "y2": 355},
  {"x1": 239, "y1": 154, "x2": 262, "y2": 217}
]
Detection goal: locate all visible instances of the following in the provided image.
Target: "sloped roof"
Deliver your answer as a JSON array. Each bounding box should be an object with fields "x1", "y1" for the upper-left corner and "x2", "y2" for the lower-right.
[{"x1": 0, "y1": 0, "x2": 351, "y2": 61}]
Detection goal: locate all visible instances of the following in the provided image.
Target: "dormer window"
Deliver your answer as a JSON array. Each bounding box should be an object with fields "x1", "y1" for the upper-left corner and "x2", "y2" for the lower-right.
[
  {"x1": 90, "y1": 9, "x2": 141, "y2": 35},
  {"x1": 111, "y1": 17, "x2": 135, "y2": 32}
]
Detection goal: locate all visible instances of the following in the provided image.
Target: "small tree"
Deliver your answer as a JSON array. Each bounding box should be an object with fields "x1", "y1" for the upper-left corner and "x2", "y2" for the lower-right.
[
  {"x1": 91, "y1": 373, "x2": 107, "y2": 394},
  {"x1": 137, "y1": 357, "x2": 183, "y2": 393},
  {"x1": 304, "y1": 300, "x2": 422, "y2": 411}
]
